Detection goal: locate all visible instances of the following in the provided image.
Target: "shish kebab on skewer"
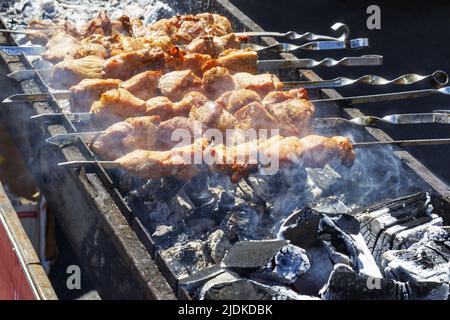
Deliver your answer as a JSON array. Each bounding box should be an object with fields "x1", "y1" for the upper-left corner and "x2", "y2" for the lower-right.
[{"x1": 1, "y1": 12, "x2": 367, "y2": 63}]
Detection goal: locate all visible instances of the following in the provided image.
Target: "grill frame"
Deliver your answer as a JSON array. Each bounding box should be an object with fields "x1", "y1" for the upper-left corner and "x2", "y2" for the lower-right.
[{"x1": 0, "y1": 0, "x2": 449, "y2": 299}]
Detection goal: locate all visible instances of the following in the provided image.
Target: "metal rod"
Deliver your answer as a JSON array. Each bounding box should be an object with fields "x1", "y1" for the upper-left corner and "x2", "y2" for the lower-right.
[
  {"x1": 285, "y1": 71, "x2": 449, "y2": 89},
  {"x1": 0, "y1": 45, "x2": 46, "y2": 55},
  {"x1": 236, "y1": 22, "x2": 350, "y2": 42},
  {"x1": 353, "y1": 138, "x2": 450, "y2": 148},
  {"x1": 2, "y1": 92, "x2": 71, "y2": 103},
  {"x1": 311, "y1": 86, "x2": 450, "y2": 105},
  {"x1": 7, "y1": 69, "x2": 52, "y2": 81},
  {"x1": 46, "y1": 131, "x2": 102, "y2": 146},
  {"x1": 257, "y1": 55, "x2": 383, "y2": 71},
  {"x1": 247, "y1": 38, "x2": 369, "y2": 53},
  {"x1": 58, "y1": 160, "x2": 119, "y2": 169}
]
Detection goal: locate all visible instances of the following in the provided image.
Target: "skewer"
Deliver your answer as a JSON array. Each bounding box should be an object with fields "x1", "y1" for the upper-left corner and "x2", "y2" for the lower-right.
[
  {"x1": 4, "y1": 54, "x2": 383, "y2": 83},
  {"x1": 247, "y1": 38, "x2": 369, "y2": 52},
  {"x1": 352, "y1": 138, "x2": 450, "y2": 148},
  {"x1": 45, "y1": 113, "x2": 450, "y2": 147},
  {"x1": 236, "y1": 22, "x2": 350, "y2": 42},
  {"x1": 56, "y1": 138, "x2": 450, "y2": 169},
  {"x1": 0, "y1": 22, "x2": 350, "y2": 41},
  {"x1": 313, "y1": 112, "x2": 450, "y2": 128},
  {"x1": 309, "y1": 85, "x2": 450, "y2": 105},
  {"x1": 8, "y1": 76, "x2": 450, "y2": 108},
  {"x1": 0, "y1": 45, "x2": 47, "y2": 55},
  {"x1": 284, "y1": 71, "x2": 449, "y2": 89},
  {"x1": 0, "y1": 37, "x2": 369, "y2": 57}
]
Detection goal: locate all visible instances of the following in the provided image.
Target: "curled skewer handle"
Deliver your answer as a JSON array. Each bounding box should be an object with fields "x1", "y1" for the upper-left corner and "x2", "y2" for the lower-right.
[
  {"x1": 236, "y1": 22, "x2": 350, "y2": 42},
  {"x1": 312, "y1": 86, "x2": 450, "y2": 105},
  {"x1": 286, "y1": 70, "x2": 449, "y2": 89}
]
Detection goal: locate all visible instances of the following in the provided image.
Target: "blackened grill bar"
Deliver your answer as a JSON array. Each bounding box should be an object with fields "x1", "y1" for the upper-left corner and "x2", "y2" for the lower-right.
[{"x1": 0, "y1": 0, "x2": 449, "y2": 300}]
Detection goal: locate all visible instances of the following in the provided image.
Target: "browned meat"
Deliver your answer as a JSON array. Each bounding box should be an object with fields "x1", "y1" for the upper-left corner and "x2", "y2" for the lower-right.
[
  {"x1": 173, "y1": 13, "x2": 233, "y2": 44},
  {"x1": 173, "y1": 91, "x2": 209, "y2": 117},
  {"x1": 121, "y1": 70, "x2": 161, "y2": 100},
  {"x1": 69, "y1": 78, "x2": 122, "y2": 112},
  {"x1": 81, "y1": 11, "x2": 112, "y2": 37},
  {"x1": 262, "y1": 88, "x2": 309, "y2": 105},
  {"x1": 158, "y1": 70, "x2": 204, "y2": 101},
  {"x1": 186, "y1": 34, "x2": 241, "y2": 57},
  {"x1": 91, "y1": 116, "x2": 161, "y2": 160},
  {"x1": 90, "y1": 88, "x2": 148, "y2": 124},
  {"x1": 203, "y1": 48, "x2": 258, "y2": 74},
  {"x1": 27, "y1": 19, "x2": 78, "y2": 45},
  {"x1": 233, "y1": 72, "x2": 283, "y2": 98},
  {"x1": 103, "y1": 47, "x2": 166, "y2": 80},
  {"x1": 234, "y1": 101, "x2": 278, "y2": 131},
  {"x1": 166, "y1": 52, "x2": 212, "y2": 76},
  {"x1": 189, "y1": 101, "x2": 223, "y2": 129},
  {"x1": 156, "y1": 116, "x2": 195, "y2": 149},
  {"x1": 215, "y1": 89, "x2": 261, "y2": 114},
  {"x1": 116, "y1": 138, "x2": 209, "y2": 180},
  {"x1": 50, "y1": 55, "x2": 105, "y2": 89},
  {"x1": 264, "y1": 97, "x2": 315, "y2": 137},
  {"x1": 113, "y1": 134, "x2": 355, "y2": 182},
  {"x1": 41, "y1": 32, "x2": 82, "y2": 64},
  {"x1": 145, "y1": 96, "x2": 175, "y2": 121},
  {"x1": 202, "y1": 67, "x2": 236, "y2": 99}
]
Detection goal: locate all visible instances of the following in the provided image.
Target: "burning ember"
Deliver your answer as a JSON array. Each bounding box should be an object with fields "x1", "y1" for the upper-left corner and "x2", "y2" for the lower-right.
[{"x1": 1, "y1": 0, "x2": 449, "y2": 300}]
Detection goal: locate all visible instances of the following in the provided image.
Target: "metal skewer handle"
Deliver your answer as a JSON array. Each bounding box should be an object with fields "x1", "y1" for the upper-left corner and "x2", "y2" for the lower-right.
[
  {"x1": 248, "y1": 38, "x2": 369, "y2": 53},
  {"x1": 236, "y1": 22, "x2": 350, "y2": 42},
  {"x1": 286, "y1": 71, "x2": 449, "y2": 89}
]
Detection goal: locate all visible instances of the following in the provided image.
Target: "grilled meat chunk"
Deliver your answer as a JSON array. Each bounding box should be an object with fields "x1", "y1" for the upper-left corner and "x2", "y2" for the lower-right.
[
  {"x1": 116, "y1": 138, "x2": 209, "y2": 180},
  {"x1": 27, "y1": 19, "x2": 78, "y2": 45},
  {"x1": 156, "y1": 116, "x2": 195, "y2": 149},
  {"x1": 186, "y1": 34, "x2": 241, "y2": 57},
  {"x1": 113, "y1": 135, "x2": 355, "y2": 182},
  {"x1": 91, "y1": 88, "x2": 148, "y2": 124},
  {"x1": 203, "y1": 48, "x2": 258, "y2": 74},
  {"x1": 50, "y1": 55, "x2": 105, "y2": 89},
  {"x1": 158, "y1": 70, "x2": 204, "y2": 101},
  {"x1": 166, "y1": 52, "x2": 212, "y2": 76},
  {"x1": 103, "y1": 47, "x2": 166, "y2": 80},
  {"x1": 121, "y1": 70, "x2": 161, "y2": 100},
  {"x1": 234, "y1": 101, "x2": 278, "y2": 131},
  {"x1": 144, "y1": 96, "x2": 175, "y2": 121},
  {"x1": 215, "y1": 89, "x2": 261, "y2": 114},
  {"x1": 91, "y1": 116, "x2": 161, "y2": 160},
  {"x1": 265, "y1": 98, "x2": 314, "y2": 137},
  {"x1": 202, "y1": 67, "x2": 236, "y2": 99},
  {"x1": 69, "y1": 78, "x2": 122, "y2": 112},
  {"x1": 233, "y1": 72, "x2": 283, "y2": 98}
]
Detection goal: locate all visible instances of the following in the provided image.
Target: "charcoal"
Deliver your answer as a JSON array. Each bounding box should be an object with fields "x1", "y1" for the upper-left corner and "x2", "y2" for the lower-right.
[
  {"x1": 161, "y1": 240, "x2": 214, "y2": 279},
  {"x1": 320, "y1": 264, "x2": 449, "y2": 300},
  {"x1": 222, "y1": 240, "x2": 310, "y2": 284},
  {"x1": 220, "y1": 206, "x2": 260, "y2": 241},
  {"x1": 355, "y1": 192, "x2": 442, "y2": 264},
  {"x1": 186, "y1": 218, "x2": 216, "y2": 236},
  {"x1": 151, "y1": 225, "x2": 176, "y2": 248},
  {"x1": 382, "y1": 227, "x2": 450, "y2": 284},
  {"x1": 198, "y1": 271, "x2": 316, "y2": 300},
  {"x1": 205, "y1": 230, "x2": 232, "y2": 263},
  {"x1": 179, "y1": 265, "x2": 226, "y2": 295},
  {"x1": 306, "y1": 165, "x2": 342, "y2": 196},
  {"x1": 312, "y1": 198, "x2": 351, "y2": 214}
]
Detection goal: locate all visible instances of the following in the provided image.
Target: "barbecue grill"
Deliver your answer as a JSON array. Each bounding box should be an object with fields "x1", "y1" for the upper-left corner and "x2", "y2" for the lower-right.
[{"x1": 0, "y1": 0, "x2": 449, "y2": 300}]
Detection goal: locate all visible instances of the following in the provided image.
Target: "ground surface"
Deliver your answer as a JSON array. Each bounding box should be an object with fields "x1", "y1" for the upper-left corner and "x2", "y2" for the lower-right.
[{"x1": 232, "y1": 0, "x2": 450, "y2": 185}]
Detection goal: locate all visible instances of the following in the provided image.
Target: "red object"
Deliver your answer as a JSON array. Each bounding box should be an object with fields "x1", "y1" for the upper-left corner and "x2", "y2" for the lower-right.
[{"x1": 0, "y1": 219, "x2": 37, "y2": 300}]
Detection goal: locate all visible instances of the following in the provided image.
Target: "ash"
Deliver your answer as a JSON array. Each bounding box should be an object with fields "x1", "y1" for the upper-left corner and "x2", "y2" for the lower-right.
[{"x1": 1, "y1": 0, "x2": 174, "y2": 30}]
